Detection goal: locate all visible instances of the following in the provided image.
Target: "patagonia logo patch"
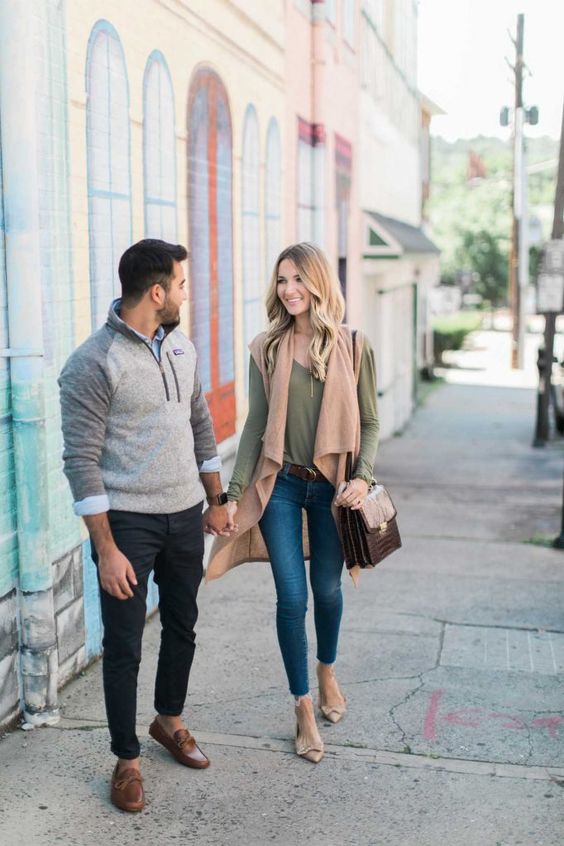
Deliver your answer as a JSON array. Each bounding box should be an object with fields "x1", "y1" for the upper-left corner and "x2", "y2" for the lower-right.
[{"x1": 172, "y1": 348, "x2": 184, "y2": 356}]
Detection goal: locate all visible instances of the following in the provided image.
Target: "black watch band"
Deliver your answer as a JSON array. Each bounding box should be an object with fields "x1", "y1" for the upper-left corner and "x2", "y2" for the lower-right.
[{"x1": 207, "y1": 492, "x2": 228, "y2": 506}]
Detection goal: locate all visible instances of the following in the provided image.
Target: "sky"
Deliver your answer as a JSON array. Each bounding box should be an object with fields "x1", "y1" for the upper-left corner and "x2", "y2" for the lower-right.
[{"x1": 417, "y1": 0, "x2": 564, "y2": 141}]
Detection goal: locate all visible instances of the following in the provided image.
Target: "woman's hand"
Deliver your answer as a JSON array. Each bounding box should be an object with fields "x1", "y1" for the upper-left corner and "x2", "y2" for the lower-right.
[
  {"x1": 335, "y1": 478, "x2": 369, "y2": 510},
  {"x1": 225, "y1": 500, "x2": 239, "y2": 532}
]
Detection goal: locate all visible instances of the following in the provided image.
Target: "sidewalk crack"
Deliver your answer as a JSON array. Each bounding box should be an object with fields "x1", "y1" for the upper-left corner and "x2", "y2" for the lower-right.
[{"x1": 388, "y1": 674, "x2": 427, "y2": 751}]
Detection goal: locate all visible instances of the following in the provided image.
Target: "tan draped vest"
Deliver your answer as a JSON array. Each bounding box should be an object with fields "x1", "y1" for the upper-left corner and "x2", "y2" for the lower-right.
[{"x1": 205, "y1": 324, "x2": 362, "y2": 581}]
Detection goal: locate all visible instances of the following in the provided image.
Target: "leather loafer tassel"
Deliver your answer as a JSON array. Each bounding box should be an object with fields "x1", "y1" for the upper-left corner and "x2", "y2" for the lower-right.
[{"x1": 149, "y1": 718, "x2": 210, "y2": 769}]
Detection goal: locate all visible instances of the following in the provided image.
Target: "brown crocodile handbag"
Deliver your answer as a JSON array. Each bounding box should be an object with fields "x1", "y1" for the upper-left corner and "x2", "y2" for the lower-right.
[
  {"x1": 339, "y1": 465, "x2": 402, "y2": 570},
  {"x1": 338, "y1": 331, "x2": 402, "y2": 570}
]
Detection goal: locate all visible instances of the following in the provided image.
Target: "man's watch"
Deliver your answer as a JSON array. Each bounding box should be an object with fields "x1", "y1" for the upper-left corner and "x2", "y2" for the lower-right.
[{"x1": 206, "y1": 492, "x2": 228, "y2": 506}]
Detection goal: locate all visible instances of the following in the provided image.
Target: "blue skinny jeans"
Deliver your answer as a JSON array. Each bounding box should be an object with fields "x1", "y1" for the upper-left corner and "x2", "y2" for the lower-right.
[{"x1": 259, "y1": 466, "x2": 345, "y2": 696}]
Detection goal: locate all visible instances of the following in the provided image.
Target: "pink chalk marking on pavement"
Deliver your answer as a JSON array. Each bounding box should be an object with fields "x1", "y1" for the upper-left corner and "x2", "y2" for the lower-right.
[
  {"x1": 423, "y1": 689, "x2": 444, "y2": 741},
  {"x1": 488, "y1": 713, "x2": 527, "y2": 730},
  {"x1": 443, "y1": 708, "x2": 483, "y2": 728},
  {"x1": 530, "y1": 716, "x2": 564, "y2": 739},
  {"x1": 422, "y1": 691, "x2": 564, "y2": 741}
]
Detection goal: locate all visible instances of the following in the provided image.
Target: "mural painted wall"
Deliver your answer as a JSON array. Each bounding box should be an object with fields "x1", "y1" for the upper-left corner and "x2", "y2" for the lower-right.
[{"x1": 0, "y1": 0, "x2": 287, "y2": 727}]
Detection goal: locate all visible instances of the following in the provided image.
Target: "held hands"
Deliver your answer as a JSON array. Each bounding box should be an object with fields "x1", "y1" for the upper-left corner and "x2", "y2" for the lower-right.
[
  {"x1": 334, "y1": 478, "x2": 369, "y2": 511},
  {"x1": 203, "y1": 501, "x2": 239, "y2": 536},
  {"x1": 98, "y1": 546, "x2": 138, "y2": 600}
]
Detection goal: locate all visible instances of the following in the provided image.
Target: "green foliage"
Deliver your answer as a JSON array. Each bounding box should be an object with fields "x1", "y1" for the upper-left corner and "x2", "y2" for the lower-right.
[
  {"x1": 455, "y1": 229, "x2": 509, "y2": 306},
  {"x1": 432, "y1": 312, "x2": 483, "y2": 363},
  {"x1": 522, "y1": 534, "x2": 556, "y2": 548},
  {"x1": 529, "y1": 244, "x2": 542, "y2": 283},
  {"x1": 429, "y1": 135, "x2": 558, "y2": 301}
]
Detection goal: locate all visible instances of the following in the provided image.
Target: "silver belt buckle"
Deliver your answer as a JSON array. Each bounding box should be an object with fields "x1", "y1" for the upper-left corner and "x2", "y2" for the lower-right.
[{"x1": 305, "y1": 466, "x2": 317, "y2": 481}]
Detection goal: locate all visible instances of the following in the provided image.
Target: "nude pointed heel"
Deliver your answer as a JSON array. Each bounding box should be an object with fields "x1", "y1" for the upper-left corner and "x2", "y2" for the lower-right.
[
  {"x1": 295, "y1": 697, "x2": 324, "y2": 763},
  {"x1": 317, "y1": 663, "x2": 347, "y2": 724}
]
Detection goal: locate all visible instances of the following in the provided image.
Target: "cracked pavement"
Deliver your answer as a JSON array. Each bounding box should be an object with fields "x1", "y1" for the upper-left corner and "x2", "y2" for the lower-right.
[{"x1": 1, "y1": 334, "x2": 564, "y2": 845}]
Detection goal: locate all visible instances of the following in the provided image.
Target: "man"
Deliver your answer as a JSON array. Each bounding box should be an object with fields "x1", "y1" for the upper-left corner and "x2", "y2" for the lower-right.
[{"x1": 59, "y1": 239, "x2": 233, "y2": 812}]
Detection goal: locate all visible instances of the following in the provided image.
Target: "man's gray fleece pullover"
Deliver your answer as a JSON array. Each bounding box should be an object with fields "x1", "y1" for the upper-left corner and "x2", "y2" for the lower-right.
[{"x1": 58, "y1": 303, "x2": 218, "y2": 514}]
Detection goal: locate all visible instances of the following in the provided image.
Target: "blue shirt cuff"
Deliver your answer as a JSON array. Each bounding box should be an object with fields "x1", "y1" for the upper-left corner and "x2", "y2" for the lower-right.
[
  {"x1": 73, "y1": 494, "x2": 110, "y2": 516},
  {"x1": 199, "y1": 455, "x2": 222, "y2": 473}
]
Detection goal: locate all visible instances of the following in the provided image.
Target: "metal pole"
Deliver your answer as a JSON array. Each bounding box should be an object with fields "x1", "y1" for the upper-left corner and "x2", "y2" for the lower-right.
[
  {"x1": 532, "y1": 101, "x2": 564, "y2": 448},
  {"x1": 510, "y1": 14, "x2": 524, "y2": 368},
  {"x1": 551, "y1": 99, "x2": 564, "y2": 547},
  {"x1": 517, "y1": 132, "x2": 528, "y2": 369}
]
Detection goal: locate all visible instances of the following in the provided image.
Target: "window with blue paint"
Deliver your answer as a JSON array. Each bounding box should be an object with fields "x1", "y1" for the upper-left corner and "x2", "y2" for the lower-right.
[
  {"x1": 265, "y1": 117, "x2": 282, "y2": 282},
  {"x1": 241, "y1": 105, "x2": 261, "y2": 392},
  {"x1": 86, "y1": 21, "x2": 132, "y2": 330},
  {"x1": 143, "y1": 51, "x2": 177, "y2": 241}
]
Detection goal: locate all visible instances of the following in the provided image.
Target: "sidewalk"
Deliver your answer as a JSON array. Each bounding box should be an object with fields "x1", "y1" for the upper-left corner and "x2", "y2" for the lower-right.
[{"x1": 1, "y1": 331, "x2": 564, "y2": 846}]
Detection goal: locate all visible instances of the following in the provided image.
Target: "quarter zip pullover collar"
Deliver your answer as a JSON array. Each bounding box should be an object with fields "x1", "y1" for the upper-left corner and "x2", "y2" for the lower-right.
[{"x1": 107, "y1": 298, "x2": 177, "y2": 360}]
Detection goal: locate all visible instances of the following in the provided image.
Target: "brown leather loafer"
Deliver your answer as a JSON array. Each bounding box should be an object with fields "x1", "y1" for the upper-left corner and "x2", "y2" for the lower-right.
[
  {"x1": 149, "y1": 718, "x2": 210, "y2": 769},
  {"x1": 110, "y1": 764, "x2": 144, "y2": 812}
]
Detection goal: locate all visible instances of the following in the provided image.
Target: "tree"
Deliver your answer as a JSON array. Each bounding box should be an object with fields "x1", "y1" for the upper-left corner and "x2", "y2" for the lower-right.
[
  {"x1": 455, "y1": 229, "x2": 509, "y2": 306},
  {"x1": 428, "y1": 135, "x2": 558, "y2": 300}
]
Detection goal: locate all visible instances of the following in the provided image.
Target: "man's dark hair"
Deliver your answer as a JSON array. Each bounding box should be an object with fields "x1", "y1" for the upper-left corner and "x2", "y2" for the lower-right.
[{"x1": 118, "y1": 239, "x2": 188, "y2": 305}]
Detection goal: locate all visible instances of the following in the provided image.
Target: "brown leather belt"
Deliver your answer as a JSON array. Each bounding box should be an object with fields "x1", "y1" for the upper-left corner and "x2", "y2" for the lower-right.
[{"x1": 286, "y1": 463, "x2": 329, "y2": 483}]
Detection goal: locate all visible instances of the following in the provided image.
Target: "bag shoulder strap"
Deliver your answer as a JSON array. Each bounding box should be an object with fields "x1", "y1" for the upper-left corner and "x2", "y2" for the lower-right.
[
  {"x1": 351, "y1": 328, "x2": 366, "y2": 386},
  {"x1": 346, "y1": 330, "x2": 358, "y2": 482}
]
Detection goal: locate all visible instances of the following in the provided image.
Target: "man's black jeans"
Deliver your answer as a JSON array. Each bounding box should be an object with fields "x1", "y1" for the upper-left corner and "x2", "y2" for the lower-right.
[{"x1": 90, "y1": 503, "x2": 204, "y2": 759}]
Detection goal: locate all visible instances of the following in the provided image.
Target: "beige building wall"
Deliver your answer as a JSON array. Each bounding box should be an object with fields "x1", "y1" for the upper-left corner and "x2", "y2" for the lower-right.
[{"x1": 66, "y1": 0, "x2": 286, "y2": 434}]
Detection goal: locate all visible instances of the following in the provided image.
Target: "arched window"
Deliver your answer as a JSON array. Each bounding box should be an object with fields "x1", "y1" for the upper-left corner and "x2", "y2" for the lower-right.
[
  {"x1": 86, "y1": 21, "x2": 132, "y2": 329},
  {"x1": 143, "y1": 51, "x2": 177, "y2": 240},
  {"x1": 187, "y1": 69, "x2": 235, "y2": 442},
  {"x1": 241, "y1": 105, "x2": 261, "y2": 390},
  {"x1": 264, "y1": 117, "x2": 281, "y2": 284}
]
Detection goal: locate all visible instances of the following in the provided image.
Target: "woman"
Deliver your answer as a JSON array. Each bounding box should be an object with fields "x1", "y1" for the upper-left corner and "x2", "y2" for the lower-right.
[{"x1": 206, "y1": 242, "x2": 379, "y2": 763}]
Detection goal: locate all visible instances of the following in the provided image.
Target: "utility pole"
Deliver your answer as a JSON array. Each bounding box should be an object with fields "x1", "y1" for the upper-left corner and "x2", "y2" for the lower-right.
[
  {"x1": 502, "y1": 17, "x2": 540, "y2": 368},
  {"x1": 509, "y1": 14, "x2": 524, "y2": 369}
]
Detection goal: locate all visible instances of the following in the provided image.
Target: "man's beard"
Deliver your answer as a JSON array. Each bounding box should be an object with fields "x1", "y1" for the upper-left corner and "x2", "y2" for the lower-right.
[{"x1": 157, "y1": 299, "x2": 181, "y2": 328}]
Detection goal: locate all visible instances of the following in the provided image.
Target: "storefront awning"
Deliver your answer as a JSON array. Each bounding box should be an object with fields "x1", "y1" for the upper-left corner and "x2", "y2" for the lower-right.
[{"x1": 363, "y1": 210, "x2": 441, "y2": 259}]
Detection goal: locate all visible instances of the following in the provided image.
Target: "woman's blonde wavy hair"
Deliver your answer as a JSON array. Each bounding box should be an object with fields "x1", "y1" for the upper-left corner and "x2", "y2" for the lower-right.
[{"x1": 263, "y1": 242, "x2": 345, "y2": 382}]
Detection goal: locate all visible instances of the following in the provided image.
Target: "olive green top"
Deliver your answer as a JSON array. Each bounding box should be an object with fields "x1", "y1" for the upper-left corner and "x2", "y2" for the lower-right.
[{"x1": 227, "y1": 340, "x2": 379, "y2": 502}]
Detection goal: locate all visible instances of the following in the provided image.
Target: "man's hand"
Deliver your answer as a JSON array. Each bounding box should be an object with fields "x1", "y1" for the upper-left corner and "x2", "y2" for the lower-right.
[
  {"x1": 98, "y1": 546, "x2": 138, "y2": 600},
  {"x1": 203, "y1": 504, "x2": 238, "y2": 536},
  {"x1": 83, "y1": 512, "x2": 137, "y2": 600}
]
